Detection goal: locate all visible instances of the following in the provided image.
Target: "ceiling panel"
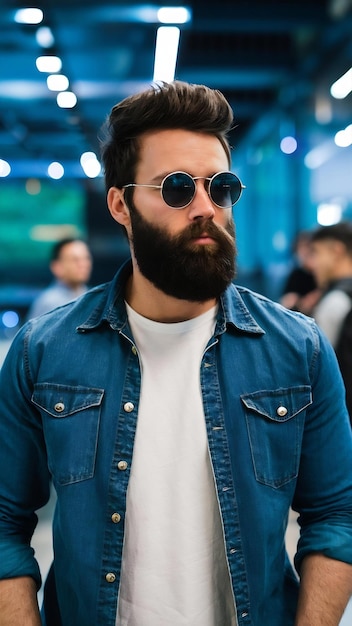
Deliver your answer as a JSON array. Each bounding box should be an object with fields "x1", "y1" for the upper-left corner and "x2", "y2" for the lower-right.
[{"x1": 0, "y1": 0, "x2": 351, "y2": 177}]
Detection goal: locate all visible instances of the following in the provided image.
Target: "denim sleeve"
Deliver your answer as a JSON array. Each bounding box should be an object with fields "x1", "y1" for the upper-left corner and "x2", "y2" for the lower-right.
[
  {"x1": 0, "y1": 323, "x2": 50, "y2": 587},
  {"x1": 293, "y1": 321, "x2": 352, "y2": 573}
]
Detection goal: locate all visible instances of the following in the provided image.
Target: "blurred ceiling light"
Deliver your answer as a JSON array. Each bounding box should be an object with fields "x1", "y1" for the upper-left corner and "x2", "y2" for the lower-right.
[
  {"x1": 334, "y1": 124, "x2": 352, "y2": 148},
  {"x1": 153, "y1": 26, "x2": 180, "y2": 82},
  {"x1": 280, "y1": 136, "x2": 297, "y2": 154},
  {"x1": 15, "y1": 8, "x2": 43, "y2": 24},
  {"x1": 80, "y1": 152, "x2": 102, "y2": 178},
  {"x1": 47, "y1": 74, "x2": 69, "y2": 91},
  {"x1": 2, "y1": 311, "x2": 20, "y2": 329},
  {"x1": 157, "y1": 7, "x2": 191, "y2": 23},
  {"x1": 329, "y1": 0, "x2": 351, "y2": 18},
  {"x1": 56, "y1": 91, "x2": 77, "y2": 108},
  {"x1": 80, "y1": 151, "x2": 96, "y2": 165},
  {"x1": 0, "y1": 159, "x2": 11, "y2": 177},
  {"x1": 36, "y1": 56, "x2": 62, "y2": 73},
  {"x1": 272, "y1": 230, "x2": 287, "y2": 252},
  {"x1": 30, "y1": 224, "x2": 81, "y2": 241},
  {"x1": 47, "y1": 162, "x2": 64, "y2": 179},
  {"x1": 130, "y1": 5, "x2": 192, "y2": 23},
  {"x1": 36, "y1": 26, "x2": 54, "y2": 48},
  {"x1": 317, "y1": 203, "x2": 342, "y2": 226},
  {"x1": 304, "y1": 140, "x2": 336, "y2": 169},
  {"x1": 330, "y1": 67, "x2": 352, "y2": 99},
  {"x1": 315, "y1": 96, "x2": 332, "y2": 124}
]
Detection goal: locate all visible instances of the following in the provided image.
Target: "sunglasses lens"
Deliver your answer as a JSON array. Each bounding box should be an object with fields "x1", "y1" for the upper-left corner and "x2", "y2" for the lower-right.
[
  {"x1": 210, "y1": 172, "x2": 242, "y2": 208},
  {"x1": 162, "y1": 172, "x2": 195, "y2": 208}
]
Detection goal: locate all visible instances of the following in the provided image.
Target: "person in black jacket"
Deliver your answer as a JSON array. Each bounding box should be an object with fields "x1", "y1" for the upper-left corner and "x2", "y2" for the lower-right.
[
  {"x1": 310, "y1": 222, "x2": 352, "y2": 423},
  {"x1": 280, "y1": 231, "x2": 320, "y2": 315}
]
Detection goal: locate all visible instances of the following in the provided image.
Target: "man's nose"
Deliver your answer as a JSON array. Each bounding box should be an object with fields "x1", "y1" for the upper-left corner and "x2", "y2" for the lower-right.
[{"x1": 186, "y1": 180, "x2": 216, "y2": 220}]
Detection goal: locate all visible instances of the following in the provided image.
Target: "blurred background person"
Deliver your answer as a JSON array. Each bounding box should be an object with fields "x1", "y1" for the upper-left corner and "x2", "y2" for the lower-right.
[
  {"x1": 309, "y1": 222, "x2": 352, "y2": 345},
  {"x1": 309, "y1": 222, "x2": 352, "y2": 423},
  {"x1": 280, "y1": 230, "x2": 320, "y2": 315},
  {"x1": 27, "y1": 238, "x2": 93, "y2": 319}
]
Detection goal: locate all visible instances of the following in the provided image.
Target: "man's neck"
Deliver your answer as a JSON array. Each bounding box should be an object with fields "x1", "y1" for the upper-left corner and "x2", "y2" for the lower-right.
[{"x1": 125, "y1": 269, "x2": 217, "y2": 323}]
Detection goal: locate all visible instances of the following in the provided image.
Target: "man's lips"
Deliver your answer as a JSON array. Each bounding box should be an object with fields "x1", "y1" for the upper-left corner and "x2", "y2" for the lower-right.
[{"x1": 191, "y1": 232, "x2": 217, "y2": 244}]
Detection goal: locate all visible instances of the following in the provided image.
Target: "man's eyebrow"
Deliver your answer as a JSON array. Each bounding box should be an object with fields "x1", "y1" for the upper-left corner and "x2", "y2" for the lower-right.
[{"x1": 144, "y1": 172, "x2": 171, "y2": 185}]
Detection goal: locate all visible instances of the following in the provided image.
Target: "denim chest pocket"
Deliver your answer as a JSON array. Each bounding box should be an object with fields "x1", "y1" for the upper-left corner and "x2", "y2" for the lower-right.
[
  {"x1": 241, "y1": 386, "x2": 312, "y2": 488},
  {"x1": 32, "y1": 383, "x2": 104, "y2": 486}
]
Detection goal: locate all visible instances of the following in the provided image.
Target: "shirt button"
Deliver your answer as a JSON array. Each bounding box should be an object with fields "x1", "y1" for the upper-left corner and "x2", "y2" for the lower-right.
[
  {"x1": 123, "y1": 402, "x2": 134, "y2": 412},
  {"x1": 131, "y1": 345, "x2": 137, "y2": 355},
  {"x1": 105, "y1": 572, "x2": 116, "y2": 583},
  {"x1": 111, "y1": 512, "x2": 121, "y2": 523},
  {"x1": 276, "y1": 405, "x2": 288, "y2": 417},
  {"x1": 117, "y1": 460, "x2": 128, "y2": 471},
  {"x1": 54, "y1": 402, "x2": 64, "y2": 413}
]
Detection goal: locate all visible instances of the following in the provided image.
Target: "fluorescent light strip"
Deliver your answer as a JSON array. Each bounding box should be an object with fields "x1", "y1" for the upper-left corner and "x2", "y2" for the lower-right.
[
  {"x1": 15, "y1": 8, "x2": 43, "y2": 24},
  {"x1": 330, "y1": 67, "x2": 352, "y2": 99},
  {"x1": 157, "y1": 7, "x2": 191, "y2": 24},
  {"x1": 304, "y1": 140, "x2": 336, "y2": 169},
  {"x1": 153, "y1": 26, "x2": 180, "y2": 82},
  {"x1": 335, "y1": 124, "x2": 352, "y2": 148}
]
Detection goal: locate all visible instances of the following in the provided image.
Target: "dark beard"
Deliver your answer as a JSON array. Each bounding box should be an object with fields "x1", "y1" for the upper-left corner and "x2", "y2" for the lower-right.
[{"x1": 128, "y1": 202, "x2": 237, "y2": 302}]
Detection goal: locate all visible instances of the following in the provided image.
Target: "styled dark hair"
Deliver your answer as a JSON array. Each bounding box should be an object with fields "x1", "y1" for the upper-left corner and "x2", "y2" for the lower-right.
[
  {"x1": 100, "y1": 81, "x2": 234, "y2": 192},
  {"x1": 310, "y1": 221, "x2": 352, "y2": 253}
]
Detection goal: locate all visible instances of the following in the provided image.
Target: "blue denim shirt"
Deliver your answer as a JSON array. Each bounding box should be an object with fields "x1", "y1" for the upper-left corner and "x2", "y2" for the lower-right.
[{"x1": 1, "y1": 261, "x2": 352, "y2": 626}]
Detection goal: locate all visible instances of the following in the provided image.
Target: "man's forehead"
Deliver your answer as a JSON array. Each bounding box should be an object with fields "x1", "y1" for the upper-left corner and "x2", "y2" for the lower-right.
[
  {"x1": 59, "y1": 242, "x2": 90, "y2": 258},
  {"x1": 312, "y1": 238, "x2": 342, "y2": 252},
  {"x1": 137, "y1": 129, "x2": 230, "y2": 170}
]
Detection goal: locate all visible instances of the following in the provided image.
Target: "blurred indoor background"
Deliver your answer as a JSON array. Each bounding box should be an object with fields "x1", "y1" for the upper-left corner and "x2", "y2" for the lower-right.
[
  {"x1": 0, "y1": 0, "x2": 351, "y2": 341},
  {"x1": 1, "y1": 2, "x2": 352, "y2": 620}
]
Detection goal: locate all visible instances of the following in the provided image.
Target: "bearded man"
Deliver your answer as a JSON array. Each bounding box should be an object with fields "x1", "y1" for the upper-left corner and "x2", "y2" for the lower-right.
[{"x1": 1, "y1": 81, "x2": 352, "y2": 626}]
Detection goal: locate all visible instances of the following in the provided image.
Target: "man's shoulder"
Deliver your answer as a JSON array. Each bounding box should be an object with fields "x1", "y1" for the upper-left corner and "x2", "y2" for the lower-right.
[
  {"x1": 27, "y1": 282, "x2": 75, "y2": 319},
  {"x1": 27, "y1": 281, "x2": 109, "y2": 330},
  {"x1": 233, "y1": 282, "x2": 308, "y2": 314},
  {"x1": 227, "y1": 282, "x2": 317, "y2": 333}
]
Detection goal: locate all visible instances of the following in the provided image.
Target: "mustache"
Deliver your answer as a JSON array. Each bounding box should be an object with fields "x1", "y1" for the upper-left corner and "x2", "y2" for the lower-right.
[{"x1": 176, "y1": 218, "x2": 234, "y2": 244}]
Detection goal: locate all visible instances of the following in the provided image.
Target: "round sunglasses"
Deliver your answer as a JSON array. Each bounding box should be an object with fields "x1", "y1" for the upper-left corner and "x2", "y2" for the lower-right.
[{"x1": 122, "y1": 170, "x2": 245, "y2": 209}]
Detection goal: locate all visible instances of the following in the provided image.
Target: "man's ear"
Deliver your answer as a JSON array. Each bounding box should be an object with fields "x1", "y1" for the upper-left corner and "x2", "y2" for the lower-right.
[
  {"x1": 331, "y1": 239, "x2": 347, "y2": 260},
  {"x1": 107, "y1": 187, "x2": 131, "y2": 227},
  {"x1": 50, "y1": 259, "x2": 63, "y2": 280}
]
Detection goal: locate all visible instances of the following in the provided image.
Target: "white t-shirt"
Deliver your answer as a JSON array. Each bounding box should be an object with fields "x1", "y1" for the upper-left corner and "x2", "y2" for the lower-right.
[{"x1": 116, "y1": 304, "x2": 237, "y2": 626}]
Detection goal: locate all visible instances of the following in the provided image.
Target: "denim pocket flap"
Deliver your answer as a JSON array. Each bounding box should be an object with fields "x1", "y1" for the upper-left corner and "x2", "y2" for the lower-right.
[
  {"x1": 241, "y1": 386, "x2": 312, "y2": 422},
  {"x1": 241, "y1": 386, "x2": 312, "y2": 488},
  {"x1": 32, "y1": 383, "x2": 104, "y2": 418}
]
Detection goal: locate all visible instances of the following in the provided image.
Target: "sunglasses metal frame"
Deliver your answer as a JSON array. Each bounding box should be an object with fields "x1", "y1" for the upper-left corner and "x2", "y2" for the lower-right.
[{"x1": 122, "y1": 170, "x2": 246, "y2": 209}]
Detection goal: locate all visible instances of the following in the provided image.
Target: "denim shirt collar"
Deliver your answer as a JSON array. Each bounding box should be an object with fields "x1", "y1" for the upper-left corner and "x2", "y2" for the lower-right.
[
  {"x1": 217, "y1": 285, "x2": 265, "y2": 336},
  {"x1": 77, "y1": 259, "x2": 265, "y2": 337}
]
